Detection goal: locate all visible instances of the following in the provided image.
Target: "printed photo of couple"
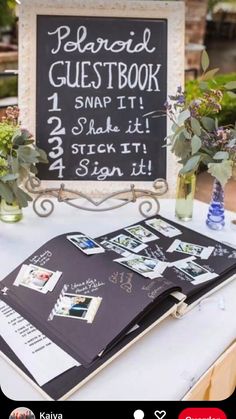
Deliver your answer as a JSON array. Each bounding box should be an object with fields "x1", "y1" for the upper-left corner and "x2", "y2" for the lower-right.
[
  {"x1": 167, "y1": 239, "x2": 214, "y2": 260},
  {"x1": 145, "y1": 218, "x2": 181, "y2": 238},
  {"x1": 115, "y1": 254, "x2": 167, "y2": 279},
  {"x1": 23, "y1": 266, "x2": 53, "y2": 289},
  {"x1": 13, "y1": 264, "x2": 62, "y2": 294},
  {"x1": 174, "y1": 258, "x2": 218, "y2": 285},
  {"x1": 67, "y1": 234, "x2": 104, "y2": 254},
  {"x1": 53, "y1": 292, "x2": 102, "y2": 323},
  {"x1": 125, "y1": 224, "x2": 159, "y2": 243},
  {"x1": 110, "y1": 233, "x2": 147, "y2": 253},
  {"x1": 55, "y1": 294, "x2": 92, "y2": 319}
]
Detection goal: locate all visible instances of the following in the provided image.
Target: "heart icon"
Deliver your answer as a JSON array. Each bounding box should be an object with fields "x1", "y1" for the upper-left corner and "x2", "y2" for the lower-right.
[{"x1": 154, "y1": 411, "x2": 166, "y2": 419}]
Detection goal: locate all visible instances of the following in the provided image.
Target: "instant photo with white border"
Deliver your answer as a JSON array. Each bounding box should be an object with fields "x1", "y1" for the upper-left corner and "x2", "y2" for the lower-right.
[
  {"x1": 110, "y1": 234, "x2": 147, "y2": 253},
  {"x1": 115, "y1": 254, "x2": 168, "y2": 279},
  {"x1": 167, "y1": 239, "x2": 214, "y2": 259},
  {"x1": 125, "y1": 224, "x2": 159, "y2": 243},
  {"x1": 52, "y1": 292, "x2": 102, "y2": 323},
  {"x1": 172, "y1": 256, "x2": 218, "y2": 285},
  {"x1": 13, "y1": 264, "x2": 62, "y2": 293},
  {"x1": 100, "y1": 240, "x2": 131, "y2": 257},
  {"x1": 67, "y1": 234, "x2": 105, "y2": 255},
  {"x1": 145, "y1": 218, "x2": 182, "y2": 238}
]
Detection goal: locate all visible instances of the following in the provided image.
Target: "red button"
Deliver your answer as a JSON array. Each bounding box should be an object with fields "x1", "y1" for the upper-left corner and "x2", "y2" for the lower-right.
[{"x1": 179, "y1": 408, "x2": 227, "y2": 419}]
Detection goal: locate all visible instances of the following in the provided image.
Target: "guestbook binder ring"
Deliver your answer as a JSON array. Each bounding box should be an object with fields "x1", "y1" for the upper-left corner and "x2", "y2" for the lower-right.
[{"x1": 25, "y1": 176, "x2": 168, "y2": 218}]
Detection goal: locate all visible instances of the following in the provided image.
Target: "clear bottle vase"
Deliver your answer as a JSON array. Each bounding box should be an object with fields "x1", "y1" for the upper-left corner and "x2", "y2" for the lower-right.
[
  {"x1": 175, "y1": 172, "x2": 196, "y2": 221},
  {"x1": 0, "y1": 199, "x2": 23, "y2": 223},
  {"x1": 206, "y1": 178, "x2": 225, "y2": 230}
]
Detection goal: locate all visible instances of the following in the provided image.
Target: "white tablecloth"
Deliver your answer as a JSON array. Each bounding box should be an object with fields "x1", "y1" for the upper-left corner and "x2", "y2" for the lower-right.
[{"x1": 0, "y1": 199, "x2": 236, "y2": 400}]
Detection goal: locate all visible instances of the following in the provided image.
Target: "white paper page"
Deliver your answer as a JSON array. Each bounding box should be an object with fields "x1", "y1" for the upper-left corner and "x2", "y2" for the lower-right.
[{"x1": 0, "y1": 300, "x2": 80, "y2": 386}]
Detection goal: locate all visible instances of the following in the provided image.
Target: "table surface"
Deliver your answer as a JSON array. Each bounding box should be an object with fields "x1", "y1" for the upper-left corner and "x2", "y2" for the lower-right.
[{"x1": 0, "y1": 198, "x2": 236, "y2": 401}]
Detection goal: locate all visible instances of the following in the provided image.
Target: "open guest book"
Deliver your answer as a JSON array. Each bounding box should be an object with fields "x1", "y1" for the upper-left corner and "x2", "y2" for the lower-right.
[{"x1": 1, "y1": 215, "x2": 236, "y2": 400}]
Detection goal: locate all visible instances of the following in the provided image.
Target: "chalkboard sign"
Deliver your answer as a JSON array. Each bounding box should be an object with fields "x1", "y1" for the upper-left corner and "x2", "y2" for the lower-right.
[{"x1": 19, "y1": 0, "x2": 185, "y2": 196}]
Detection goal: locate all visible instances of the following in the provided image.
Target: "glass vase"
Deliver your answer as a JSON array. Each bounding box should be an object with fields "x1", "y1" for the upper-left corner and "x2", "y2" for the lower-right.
[
  {"x1": 175, "y1": 172, "x2": 196, "y2": 221},
  {"x1": 206, "y1": 178, "x2": 225, "y2": 230},
  {"x1": 0, "y1": 199, "x2": 23, "y2": 223}
]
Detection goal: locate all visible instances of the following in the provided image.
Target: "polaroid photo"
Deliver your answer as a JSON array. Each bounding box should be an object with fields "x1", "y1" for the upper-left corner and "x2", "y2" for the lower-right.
[
  {"x1": 115, "y1": 254, "x2": 167, "y2": 279},
  {"x1": 100, "y1": 240, "x2": 131, "y2": 257},
  {"x1": 167, "y1": 239, "x2": 214, "y2": 260},
  {"x1": 145, "y1": 218, "x2": 182, "y2": 238},
  {"x1": 13, "y1": 264, "x2": 62, "y2": 293},
  {"x1": 110, "y1": 234, "x2": 147, "y2": 253},
  {"x1": 173, "y1": 257, "x2": 218, "y2": 285},
  {"x1": 67, "y1": 234, "x2": 105, "y2": 255},
  {"x1": 125, "y1": 224, "x2": 159, "y2": 243},
  {"x1": 52, "y1": 293, "x2": 102, "y2": 323}
]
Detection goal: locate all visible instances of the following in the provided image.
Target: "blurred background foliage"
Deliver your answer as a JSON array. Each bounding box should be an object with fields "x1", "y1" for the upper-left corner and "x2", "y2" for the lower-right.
[
  {"x1": 208, "y1": 0, "x2": 236, "y2": 12},
  {"x1": 0, "y1": 76, "x2": 17, "y2": 99},
  {"x1": 186, "y1": 73, "x2": 236, "y2": 126},
  {"x1": 0, "y1": 0, "x2": 16, "y2": 28}
]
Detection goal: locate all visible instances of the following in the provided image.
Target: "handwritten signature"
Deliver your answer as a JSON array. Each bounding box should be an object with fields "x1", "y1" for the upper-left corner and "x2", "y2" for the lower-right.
[
  {"x1": 70, "y1": 278, "x2": 105, "y2": 294},
  {"x1": 29, "y1": 250, "x2": 52, "y2": 266},
  {"x1": 109, "y1": 271, "x2": 133, "y2": 293}
]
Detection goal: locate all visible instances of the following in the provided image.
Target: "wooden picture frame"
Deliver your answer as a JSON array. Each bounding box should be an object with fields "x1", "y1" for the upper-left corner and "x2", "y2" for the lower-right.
[{"x1": 19, "y1": 0, "x2": 185, "y2": 197}]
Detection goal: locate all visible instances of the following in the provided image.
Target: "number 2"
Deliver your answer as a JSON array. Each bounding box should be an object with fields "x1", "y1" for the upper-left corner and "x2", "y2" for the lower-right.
[{"x1": 47, "y1": 116, "x2": 66, "y2": 135}]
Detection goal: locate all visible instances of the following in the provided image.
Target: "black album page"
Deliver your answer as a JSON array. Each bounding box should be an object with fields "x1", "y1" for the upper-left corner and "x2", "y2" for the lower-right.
[
  {"x1": 0, "y1": 296, "x2": 176, "y2": 400},
  {"x1": 0, "y1": 232, "x2": 179, "y2": 366},
  {"x1": 97, "y1": 215, "x2": 236, "y2": 302}
]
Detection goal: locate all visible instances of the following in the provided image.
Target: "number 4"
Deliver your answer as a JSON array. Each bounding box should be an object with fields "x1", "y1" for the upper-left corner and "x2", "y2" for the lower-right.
[{"x1": 49, "y1": 158, "x2": 65, "y2": 179}]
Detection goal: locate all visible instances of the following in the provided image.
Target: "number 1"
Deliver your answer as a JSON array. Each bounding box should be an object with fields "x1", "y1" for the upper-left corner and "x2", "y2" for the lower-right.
[{"x1": 48, "y1": 93, "x2": 61, "y2": 112}]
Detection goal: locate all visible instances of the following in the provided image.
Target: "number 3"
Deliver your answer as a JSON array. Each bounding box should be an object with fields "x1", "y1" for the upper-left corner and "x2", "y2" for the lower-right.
[{"x1": 48, "y1": 136, "x2": 63, "y2": 159}]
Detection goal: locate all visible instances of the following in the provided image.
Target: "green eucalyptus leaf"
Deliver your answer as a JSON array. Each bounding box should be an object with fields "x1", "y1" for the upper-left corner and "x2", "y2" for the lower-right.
[
  {"x1": 1, "y1": 173, "x2": 18, "y2": 182},
  {"x1": 17, "y1": 146, "x2": 40, "y2": 164},
  {"x1": 191, "y1": 135, "x2": 202, "y2": 155},
  {"x1": 179, "y1": 131, "x2": 186, "y2": 141},
  {"x1": 171, "y1": 122, "x2": 179, "y2": 132},
  {"x1": 201, "y1": 50, "x2": 210, "y2": 72},
  {"x1": 199, "y1": 81, "x2": 208, "y2": 91},
  {"x1": 183, "y1": 129, "x2": 192, "y2": 140},
  {"x1": 18, "y1": 166, "x2": 30, "y2": 182},
  {"x1": 36, "y1": 147, "x2": 48, "y2": 163},
  {"x1": 177, "y1": 109, "x2": 191, "y2": 126},
  {"x1": 228, "y1": 138, "x2": 236, "y2": 148},
  {"x1": 191, "y1": 117, "x2": 202, "y2": 136},
  {"x1": 11, "y1": 158, "x2": 19, "y2": 173},
  {"x1": 201, "y1": 153, "x2": 214, "y2": 166},
  {"x1": 201, "y1": 68, "x2": 219, "y2": 81},
  {"x1": 12, "y1": 129, "x2": 22, "y2": 141},
  {"x1": 171, "y1": 137, "x2": 191, "y2": 159},
  {"x1": 13, "y1": 135, "x2": 25, "y2": 146},
  {"x1": 0, "y1": 181, "x2": 14, "y2": 203},
  {"x1": 213, "y1": 151, "x2": 229, "y2": 160},
  {"x1": 180, "y1": 155, "x2": 201, "y2": 174},
  {"x1": 30, "y1": 164, "x2": 38, "y2": 175},
  {"x1": 24, "y1": 139, "x2": 35, "y2": 145},
  {"x1": 208, "y1": 160, "x2": 232, "y2": 187},
  {"x1": 225, "y1": 81, "x2": 236, "y2": 90},
  {"x1": 201, "y1": 116, "x2": 216, "y2": 132},
  {"x1": 13, "y1": 186, "x2": 32, "y2": 208},
  {"x1": 227, "y1": 91, "x2": 236, "y2": 99}
]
